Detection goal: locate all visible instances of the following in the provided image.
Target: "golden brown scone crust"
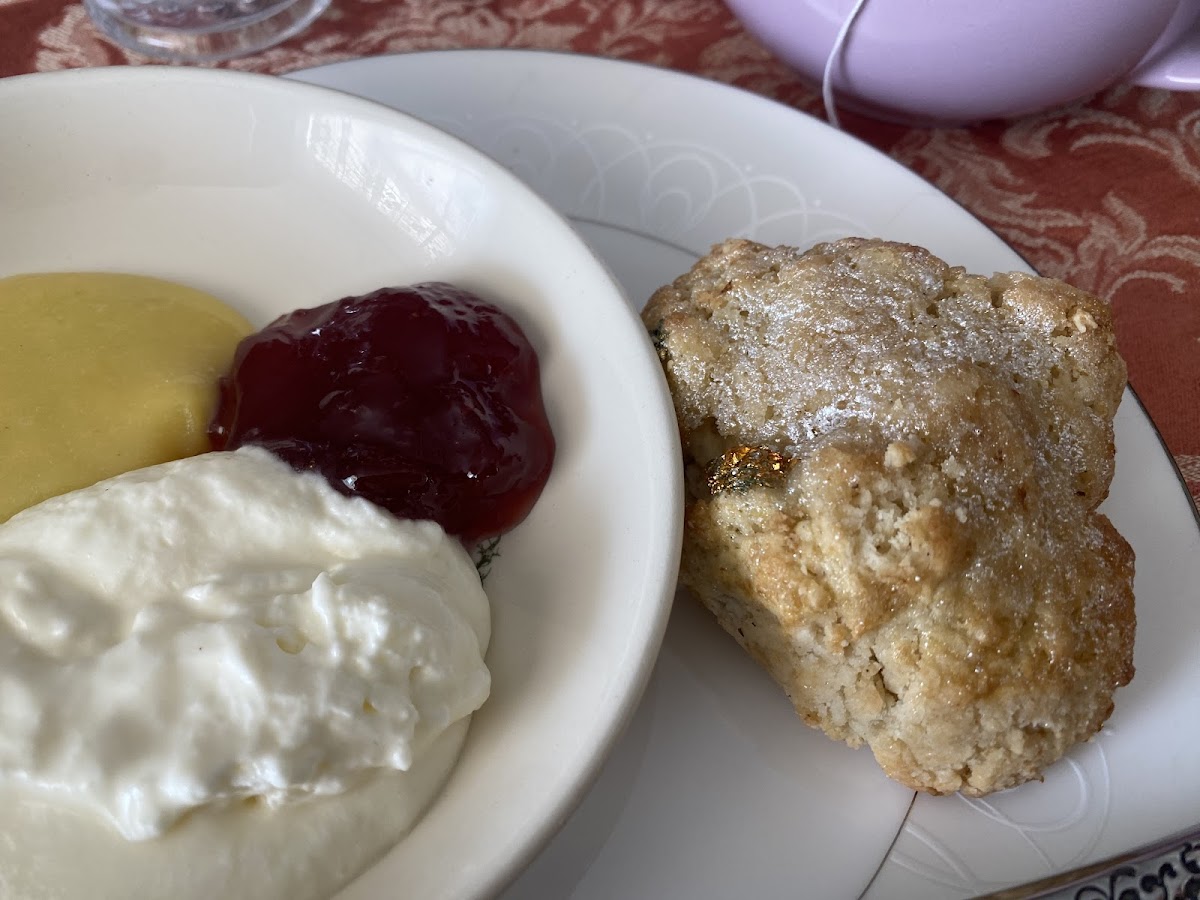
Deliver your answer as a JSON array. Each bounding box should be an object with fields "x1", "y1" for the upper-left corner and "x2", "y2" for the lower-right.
[{"x1": 643, "y1": 237, "x2": 1135, "y2": 796}]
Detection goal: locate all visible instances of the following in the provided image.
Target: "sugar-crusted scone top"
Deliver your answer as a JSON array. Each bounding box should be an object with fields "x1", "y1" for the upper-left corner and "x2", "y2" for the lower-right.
[{"x1": 644, "y1": 237, "x2": 1135, "y2": 796}]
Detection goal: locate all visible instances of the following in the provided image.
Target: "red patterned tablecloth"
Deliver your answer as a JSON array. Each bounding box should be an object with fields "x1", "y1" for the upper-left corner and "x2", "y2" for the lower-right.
[{"x1": 2, "y1": 0, "x2": 1198, "y2": 508}]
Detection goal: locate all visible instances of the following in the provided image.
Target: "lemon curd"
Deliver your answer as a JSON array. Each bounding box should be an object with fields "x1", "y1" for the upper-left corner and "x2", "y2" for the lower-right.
[{"x1": 0, "y1": 273, "x2": 252, "y2": 522}]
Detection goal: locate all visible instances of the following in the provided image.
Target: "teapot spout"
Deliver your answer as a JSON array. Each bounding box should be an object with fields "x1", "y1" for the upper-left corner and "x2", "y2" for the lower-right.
[{"x1": 1128, "y1": 0, "x2": 1200, "y2": 89}]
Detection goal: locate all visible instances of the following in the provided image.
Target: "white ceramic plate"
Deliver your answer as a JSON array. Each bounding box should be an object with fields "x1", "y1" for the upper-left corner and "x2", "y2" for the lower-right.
[
  {"x1": 0, "y1": 67, "x2": 681, "y2": 900},
  {"x1": 291, "y1": 50, "x2": 1200, "y2": 899}
]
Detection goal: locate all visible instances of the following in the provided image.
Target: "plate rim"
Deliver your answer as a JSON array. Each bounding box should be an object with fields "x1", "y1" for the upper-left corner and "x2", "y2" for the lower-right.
[
  {"x1": 291, "y1": 45, "x2": 1198, "y2": 532},
  {"x1": 287, "y1": 47, "x2": 1200, "y2": 899}
]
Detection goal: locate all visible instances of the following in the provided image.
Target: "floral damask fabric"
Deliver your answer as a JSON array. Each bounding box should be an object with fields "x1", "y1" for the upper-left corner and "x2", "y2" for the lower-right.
[{"x1": 2, "y1": 0, "x2": 1198, "y2": 506}]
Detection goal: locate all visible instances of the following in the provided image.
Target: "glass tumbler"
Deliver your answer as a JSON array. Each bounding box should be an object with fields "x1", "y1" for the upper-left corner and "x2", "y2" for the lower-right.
[{"x1": 83, "y1": 0, "x2": 331, "y2": 62}]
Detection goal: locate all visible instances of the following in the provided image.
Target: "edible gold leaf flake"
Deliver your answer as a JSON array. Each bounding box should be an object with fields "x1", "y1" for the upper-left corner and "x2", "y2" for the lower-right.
[{"x1": 705, "y1": 445, "x2": 794, "y2": 494}]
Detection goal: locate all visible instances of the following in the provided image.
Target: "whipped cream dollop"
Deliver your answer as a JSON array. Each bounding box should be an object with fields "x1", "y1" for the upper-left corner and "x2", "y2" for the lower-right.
[{"x1": 0, "y1": 447, "x2": 490, "y2": 841}]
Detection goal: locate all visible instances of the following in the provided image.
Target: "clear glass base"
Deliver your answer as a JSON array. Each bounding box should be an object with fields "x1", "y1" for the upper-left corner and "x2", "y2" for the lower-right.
[{"x1": 83, "y1": 0, "x2": 331, "y2": 63}]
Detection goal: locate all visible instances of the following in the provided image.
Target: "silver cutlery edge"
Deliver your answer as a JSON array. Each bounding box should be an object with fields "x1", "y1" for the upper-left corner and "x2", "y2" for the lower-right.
[{"x1": 975, "y1": 823, "x2": 1200, "y2": 899}]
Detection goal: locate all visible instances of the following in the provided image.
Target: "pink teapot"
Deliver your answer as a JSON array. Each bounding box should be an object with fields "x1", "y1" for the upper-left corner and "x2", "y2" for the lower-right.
[{"x1": 723, "y1": 0, "x2": 1200, "y2": 124}]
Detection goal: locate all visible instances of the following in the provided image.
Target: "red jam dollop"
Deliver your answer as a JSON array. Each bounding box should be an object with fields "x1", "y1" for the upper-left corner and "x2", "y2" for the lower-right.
[{"x1": 208, "y1": 283, "x2": 555, "y2": 542}]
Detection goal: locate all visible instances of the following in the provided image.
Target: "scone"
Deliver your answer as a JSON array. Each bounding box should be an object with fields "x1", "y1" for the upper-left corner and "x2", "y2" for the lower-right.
[{"x1": 643, "y1": 237, "x2": 1135, "y2": 796}]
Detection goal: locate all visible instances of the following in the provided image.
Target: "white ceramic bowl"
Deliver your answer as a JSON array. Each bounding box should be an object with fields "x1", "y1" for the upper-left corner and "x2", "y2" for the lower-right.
[{"x1": 0, "y1": 67, "x2": 682, "y2": 899}]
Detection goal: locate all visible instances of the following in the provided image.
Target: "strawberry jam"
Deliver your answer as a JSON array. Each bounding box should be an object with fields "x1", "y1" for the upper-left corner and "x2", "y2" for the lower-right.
[{"x1": 208, "y1": 283, "x2": 554, "y2": 542}]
